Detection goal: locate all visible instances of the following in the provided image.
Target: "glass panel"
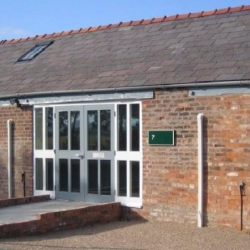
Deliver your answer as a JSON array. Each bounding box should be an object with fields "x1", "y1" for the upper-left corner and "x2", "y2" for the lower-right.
[
  {"x1": 59, "y1": 111, "x2": 68, "y2": 150},
  {"x1": 35, "y1": 158, "x2": 43, "y2": 190},
  {"x1": 131, "y1": 161, "x2": 140, "y2": 197},
  {"x1": 46, "y1": 158, "x2": 53, "y2": 191},
  {"x1": 45, "y1": 107, "x2": 53, "y2": 150},
  {"x1": 118, "y1": 105, "x2": 127, "y2": 151},
  {"x1": 71, "y1": 159, "x2": 80, "y2": 193},
  {"x1": 71, "y1": 111, "x2": 80, "y2": 150},
  {"x1": 131, "y1": 104, "x2": 140, "y2": 151},
  {"x1": 100, "y1": 110, "x2": 111, "y2": 151},
  {"x1": 59, "y1": 159, "x2": 68, "y2": 192},
  {"x1": 101, "y1": 160, "x2": 111, "y2": 195},
  {"x1": 35, "y1": 108, "x2": 43, "y2": 150},
  {"x1": 88, "y1": 111, "x2": 98, "y2": 151},
  {"x1": 118, "y1": 161, "x2": 127, "y2": 197},
  {"x1": 88, "y1": 160, "x2": 98, "y2": 194}
]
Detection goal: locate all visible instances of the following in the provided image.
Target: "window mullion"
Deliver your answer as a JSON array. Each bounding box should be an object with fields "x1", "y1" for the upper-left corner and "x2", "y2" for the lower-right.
[{"x1": 127, "y1": 104, "x2": 130, "y2": 152}]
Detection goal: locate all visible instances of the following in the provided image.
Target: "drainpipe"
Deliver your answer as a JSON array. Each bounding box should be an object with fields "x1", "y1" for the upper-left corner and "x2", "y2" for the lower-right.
[
  {"x1": 7, "y1": 119, "x2": 14, "y2": 199},
  {"x1": 197, "y1": 113, "x2": 204, "y2": 228}
]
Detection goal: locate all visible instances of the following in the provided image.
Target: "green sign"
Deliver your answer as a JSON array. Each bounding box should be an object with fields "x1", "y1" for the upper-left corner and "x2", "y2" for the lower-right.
[{"x1": 148, "y1": 130, "x2": 175, "y2": 145}]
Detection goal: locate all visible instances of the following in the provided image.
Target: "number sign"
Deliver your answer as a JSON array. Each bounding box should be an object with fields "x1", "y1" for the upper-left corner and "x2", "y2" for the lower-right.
[{"x1": 148, "y1": 130, "x2": 175, "y2": 145}]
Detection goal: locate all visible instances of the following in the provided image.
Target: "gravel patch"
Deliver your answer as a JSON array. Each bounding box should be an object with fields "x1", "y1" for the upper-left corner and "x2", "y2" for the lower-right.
[{"x1": 0, "y1": 221, "x2": 249, "y2": 250}]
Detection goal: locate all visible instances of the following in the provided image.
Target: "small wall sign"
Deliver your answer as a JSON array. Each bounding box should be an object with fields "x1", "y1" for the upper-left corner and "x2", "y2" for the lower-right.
[{"x1": 148, "y1": 130, "x2": 175, "y2": 145}]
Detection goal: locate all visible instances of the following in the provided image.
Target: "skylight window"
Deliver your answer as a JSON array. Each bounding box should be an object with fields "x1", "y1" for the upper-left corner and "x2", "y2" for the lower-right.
[{"x1": 17, "y1": 41, "x2": 53, "y2": 62}]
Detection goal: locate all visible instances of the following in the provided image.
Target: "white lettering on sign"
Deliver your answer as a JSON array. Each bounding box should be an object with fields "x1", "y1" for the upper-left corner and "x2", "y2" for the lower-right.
[
  {"x1": 93, "y1": 152, "x2": 105, "y2": 158},
  {"x1": 152, "y1": 134, "x2": 155, "y2": 140}
]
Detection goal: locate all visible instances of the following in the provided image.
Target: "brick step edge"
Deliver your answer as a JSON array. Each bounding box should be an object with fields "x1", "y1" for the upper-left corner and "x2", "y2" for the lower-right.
[{"x1": 0, "y1": 202, "x2": 121, "y2": 238}]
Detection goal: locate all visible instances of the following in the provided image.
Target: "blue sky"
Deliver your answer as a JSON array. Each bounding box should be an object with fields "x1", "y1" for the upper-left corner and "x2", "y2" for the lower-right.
[{"x1": 0, "y1": 0, "x2": 249, "y2": 40}]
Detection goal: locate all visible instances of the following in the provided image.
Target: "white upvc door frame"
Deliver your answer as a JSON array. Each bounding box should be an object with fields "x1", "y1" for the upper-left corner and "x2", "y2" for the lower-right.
[{"x1": 33, "y1": 100, "x2": 143, "y2": 208}]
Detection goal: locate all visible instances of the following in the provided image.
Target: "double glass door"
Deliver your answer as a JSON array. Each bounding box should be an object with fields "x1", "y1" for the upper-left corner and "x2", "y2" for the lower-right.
[{"x1": 55, "y1": 105, "x2": 114, "y2": 202}]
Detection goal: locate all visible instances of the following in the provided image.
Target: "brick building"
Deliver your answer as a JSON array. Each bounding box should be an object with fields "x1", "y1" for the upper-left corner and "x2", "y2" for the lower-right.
[{"x1": 0, "y1": 5, "x2": 250, "y2": 230}]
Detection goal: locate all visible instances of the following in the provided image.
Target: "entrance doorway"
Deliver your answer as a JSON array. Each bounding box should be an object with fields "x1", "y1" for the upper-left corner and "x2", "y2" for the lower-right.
[
  {"x1": 55, "y1": 104, "x2": 114, "y2": 202},
  {"x1": 34, "y1": 101, "x2": 142, "y2": 207}
]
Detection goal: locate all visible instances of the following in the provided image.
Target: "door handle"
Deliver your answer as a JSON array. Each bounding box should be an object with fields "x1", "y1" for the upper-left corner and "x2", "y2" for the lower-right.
[{"x1": 75, "y1": 154, "x2": 84, "y2": 160}]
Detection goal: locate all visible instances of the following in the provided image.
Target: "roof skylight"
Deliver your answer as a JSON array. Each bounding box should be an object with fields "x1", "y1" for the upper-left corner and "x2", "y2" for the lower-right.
[{"x1": 17, "y1": 41, "x2": 53, "y2": 62}]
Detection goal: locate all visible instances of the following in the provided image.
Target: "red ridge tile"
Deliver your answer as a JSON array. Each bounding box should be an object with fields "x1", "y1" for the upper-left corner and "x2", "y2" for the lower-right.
[
  {"x1": 229, "y1": 6, "x2": 244, "y2": 13},
  {"x1": 70, "y1": 29, "x2": 81, "y2": 35},
  {"x1": 52, "y1": 32, "x2": 64, "y2": 37},
  {"x1": 242, "y1": 5, "x2": 250, "y2": 11},
  {"x1": 177, "y1": 13, "x2": 190, "y2": 20},
  {"x1": 11, "y1": 39, "x2": 21, "y2": 44},
  {"x1": 152, "y1": 16, "x2": 166, "y2": 23},
  {"x1": 189, "y1": 11, "x2": 203, "y2": 18},
  {"x1": 5, "y1": 40, "x2": 12, "y2": 44},
  {"x1": 166, "y1": 14, "x2": 178, "y2": 21},
  {"x1": 120, "y1": 21, "x2": 132, "y2": 27},
  {"x1": 202, "y1": 10, "x2": 216, "y2": 16},
  {"x1": 99, "y1": 24, "x2": 111, "y2": 30},
  {"x1": 215, "y1": 7, "x2": 230, "y2": 15},
  {"x1": 61, "y1": 30, "x2": 73, "y2": 36},
  {"x1": 43, "y1": 33, "x2": 52, "y2": 38},
  {"x1": 131, "y1": 20, "x2": 143, "y2": 26},
  {"x1": 35, "y1": 34, "x2": 46, "y2": 40},
  {"x1": 141, "y1": 18, "x2": 154, "y2": 25},
  {"x1": 89, "y1": 26, "x2": 101, "y2": 32},
  {"x1": 109, "y1": 22, "x2": 122, "y2": 28}
]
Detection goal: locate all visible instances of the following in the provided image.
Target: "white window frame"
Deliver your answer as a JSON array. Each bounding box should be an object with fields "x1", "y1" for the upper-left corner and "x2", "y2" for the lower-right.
[
  {"x1": 33, "y1": 101, "x2": 143, "y2": 208},
  {"x1": 33, "y1": 106, "x2": 55, "y2": 198}
]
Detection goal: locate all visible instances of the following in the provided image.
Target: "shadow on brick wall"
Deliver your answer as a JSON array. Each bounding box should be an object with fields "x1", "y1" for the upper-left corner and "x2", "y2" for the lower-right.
[{"x1": 121, "y1": 206, "x2": 148, "y2": 222}]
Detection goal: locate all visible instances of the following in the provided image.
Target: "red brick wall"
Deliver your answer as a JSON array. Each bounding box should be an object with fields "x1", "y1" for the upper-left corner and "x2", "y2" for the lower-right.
[
  {"x1": 133, "y1": 89, "x2": 250, "y2": 230},
  {"x1": 1, "y1": 90, "x2": 250, "y2": 231},
  {"x1": 0, "y1": 106, "x2": 33, "y2": 199}
]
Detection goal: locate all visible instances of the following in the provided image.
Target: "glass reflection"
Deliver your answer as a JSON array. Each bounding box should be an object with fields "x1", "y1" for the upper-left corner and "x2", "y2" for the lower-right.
[
  {"x1": 88, "y1": 111, "x2": 98, "y2": 151},
  {"x1": 101, "y1": 110, "x2": 111, "y2": 151},
  {"x1": 131, "y1": 104, "x2": 140, "y2": 151},
  {"x1": 35, "y1": 108, "x2": 43, "y2": 150},
  {"x1": 131, "y1": 161, "x2": 140, "y2": 197},
  {"x1": 59, "y1": 159, "x2": 68, "y2": 192},
  {"x1": 46, "y1": 158, "x2": 53, "y2": 191},
  {"x1": 118, "y1": 105, "x2": 127, "y2": 151},
  {"x1": 118, "y1": 161, "x2": 127, "y2": 196},
  {"x1": 46, "y1": 107, "x2": 53, "y2": 150},
  {"x1": 101, "y1": 160, "x2": 111, "y2": 195},
  {"x1": 71, "y1": 159, "x2": 80, "y2": 193},
  {"x1": 59, "y1": 111, "x2": 68, "y2": 150},
  {"x1": 88, "y1": 160, "x2": 98, "y2": 194},
  {"x1": 36, "y1": 158, "x2": 43, "y2": 190},
  {"x1": 71, "y1": 111, "x2": 80, "y2": 150}
]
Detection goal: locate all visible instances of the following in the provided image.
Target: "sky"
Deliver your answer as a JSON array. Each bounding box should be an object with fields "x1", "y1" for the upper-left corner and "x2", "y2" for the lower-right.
[{"x1": 0, "y1": 0, "x2": 250, "y2": 40}]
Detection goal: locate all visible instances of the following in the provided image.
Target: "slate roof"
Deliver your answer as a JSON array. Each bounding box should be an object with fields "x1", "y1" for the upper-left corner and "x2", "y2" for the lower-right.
[{"x1": 1, "y1": 5, "x2": 250, "y2": 98}]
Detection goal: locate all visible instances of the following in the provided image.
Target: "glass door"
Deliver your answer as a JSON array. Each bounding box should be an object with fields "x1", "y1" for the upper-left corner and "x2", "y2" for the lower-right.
[
  {"x1": 84, "y1": 105, "x2": 115, "y2": 203},
  {"x1": 55, "y1": 106, "x2": 84, "y2": 200}
]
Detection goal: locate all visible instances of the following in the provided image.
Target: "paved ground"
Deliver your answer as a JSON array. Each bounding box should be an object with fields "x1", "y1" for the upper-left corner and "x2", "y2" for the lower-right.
[
  {"x1": 0, "y1": 200, "x2": 95, "y2": 224},
  {"x1": 0, "y1": 221, "x2": 249, "y2": 250}
]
